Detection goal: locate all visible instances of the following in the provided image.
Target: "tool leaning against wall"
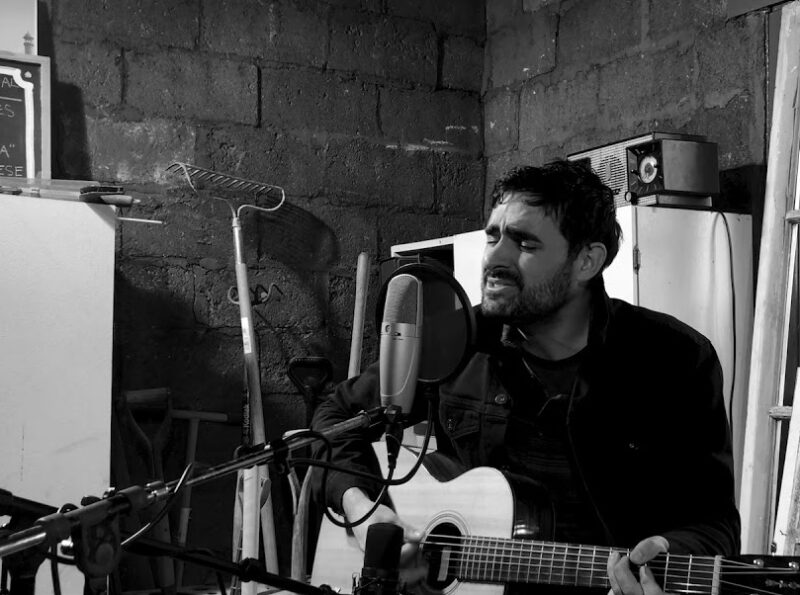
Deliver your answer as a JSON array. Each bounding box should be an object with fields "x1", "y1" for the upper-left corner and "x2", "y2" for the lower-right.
[{"x1": 167, "y1": 162, "x2": 286, "y2": 595}]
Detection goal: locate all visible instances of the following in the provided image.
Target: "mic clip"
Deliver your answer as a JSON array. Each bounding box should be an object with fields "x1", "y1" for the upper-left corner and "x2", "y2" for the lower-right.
[
  {"x1": 384, "y1": 405, "x2": 405, "y2": 469},
  {"x1": 384, "y1": 404, "x2": 403, "y2": 425}
]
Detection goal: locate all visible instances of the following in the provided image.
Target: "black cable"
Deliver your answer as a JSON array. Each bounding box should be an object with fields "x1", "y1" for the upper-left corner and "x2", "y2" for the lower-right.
[
  {"x1": 216, "y1": 570, "x2": 228, "y2": 595},
  {"x1": 292, "y1": 404, "x2": 434, "y2": 488},
  {"x1": 280, "y1": 427, "x2": 391, "y2": 529},
  {"x1": 293, "y1": 400, "x2": 436, "y2": 529},
  {"x1": 43, "y1": 550, "x2": 76, "y2": 566},
  {"x1": 120, "y1": 462, "x2": 194, "y2": 548},
  {"x1": 49, "y1": 544, "x2": 62, "y2": 595},
  {"x1": 322, "y1": 481, "x2": 392, "y2": 529}
]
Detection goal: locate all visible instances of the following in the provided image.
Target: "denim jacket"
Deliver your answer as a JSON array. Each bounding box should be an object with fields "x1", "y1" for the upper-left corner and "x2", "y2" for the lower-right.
[{"x1": 311, "y1": 284, "x2": 741, "y2": 556}]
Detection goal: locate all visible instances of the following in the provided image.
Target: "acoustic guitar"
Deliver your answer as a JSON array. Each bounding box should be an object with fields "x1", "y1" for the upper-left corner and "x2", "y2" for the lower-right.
[{"x1": 311, "y1": 444, "x2": 800, "y2": 595}]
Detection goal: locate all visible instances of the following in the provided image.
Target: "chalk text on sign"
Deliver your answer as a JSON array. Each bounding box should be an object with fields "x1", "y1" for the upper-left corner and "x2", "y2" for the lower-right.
[{"x1": 0, "y1": 165, "x2": 25, "y2": 177}]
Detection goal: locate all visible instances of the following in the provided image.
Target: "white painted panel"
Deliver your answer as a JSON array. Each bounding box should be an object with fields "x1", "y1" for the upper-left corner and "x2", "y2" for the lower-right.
[
  {"x1": 603, "y1": 205, "x2": 637, "y2": 304},
  {"x1": 0, "y1": 194, "x2": 116, "y2": 593},
  {"x1": 636, "y1": 207, "x2": 753, "y2": 498},
  {"x1": 453, "y1": 229, "x2": 485, "y2": 306}
]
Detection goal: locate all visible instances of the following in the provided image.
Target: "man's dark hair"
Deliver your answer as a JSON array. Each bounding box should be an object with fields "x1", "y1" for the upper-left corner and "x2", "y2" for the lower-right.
[{"x1": 490, "y1": 159, "x2": 621, "y2": 270}]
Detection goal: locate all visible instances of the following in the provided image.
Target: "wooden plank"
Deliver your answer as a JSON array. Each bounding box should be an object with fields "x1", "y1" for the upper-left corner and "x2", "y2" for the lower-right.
[
  {"x1": 773, "y1": 369, "x2": 800, "y2": 554},
  {"x1": 739, "y1": 0, "x2": 800, "y2": 555}
]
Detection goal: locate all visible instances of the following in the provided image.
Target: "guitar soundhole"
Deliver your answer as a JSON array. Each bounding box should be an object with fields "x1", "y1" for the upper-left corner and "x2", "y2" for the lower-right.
[{"x1": 422, "y1": 522, "x2": 461, "y2": 592}]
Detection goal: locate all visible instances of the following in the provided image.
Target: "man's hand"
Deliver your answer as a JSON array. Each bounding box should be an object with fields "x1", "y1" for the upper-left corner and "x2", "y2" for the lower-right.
[
  {"x1": 607, "y1": 535, "x2": 669, "y2": 595},
  {"x1": 342, "y1": 487, "x2": 428, "y2": 590}
]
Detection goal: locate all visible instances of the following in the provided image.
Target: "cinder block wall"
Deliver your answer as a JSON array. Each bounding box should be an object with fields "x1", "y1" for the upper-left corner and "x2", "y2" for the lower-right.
[
  {"x1": 483, "y1": 0, "x2": 766, "y2": 213},
  {"x1": 43, "y1": 0, "x2": 484, "y2": 585}
]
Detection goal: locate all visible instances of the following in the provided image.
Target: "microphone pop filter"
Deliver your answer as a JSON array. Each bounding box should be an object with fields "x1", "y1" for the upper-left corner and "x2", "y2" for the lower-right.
[{"x1": 376, "y1": 259, "x2": 476, "y2": 385}]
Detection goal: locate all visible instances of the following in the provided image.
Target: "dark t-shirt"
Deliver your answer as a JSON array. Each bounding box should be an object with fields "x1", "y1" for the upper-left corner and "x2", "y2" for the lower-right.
[
  {"x1": 505, "y1": 348, "x2": 606, "y2": 546},
  {"x1": 504, "y1": 348, "x2": 609, "y2": 595}
]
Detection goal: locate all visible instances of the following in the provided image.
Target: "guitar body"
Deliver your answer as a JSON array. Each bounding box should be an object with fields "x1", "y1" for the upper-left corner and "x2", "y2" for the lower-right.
[
  {"x1": 312, "y1": 444, "x2": 800, "y2": 595},
  {"x1": 311, "y1": 443, "x2": 552, "y2": 595}
]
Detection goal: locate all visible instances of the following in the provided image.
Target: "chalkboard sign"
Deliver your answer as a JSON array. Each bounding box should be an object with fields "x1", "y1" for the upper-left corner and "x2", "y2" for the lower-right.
[{"x1": 0, "y1": 52, "x2": 50, "y2": 179}]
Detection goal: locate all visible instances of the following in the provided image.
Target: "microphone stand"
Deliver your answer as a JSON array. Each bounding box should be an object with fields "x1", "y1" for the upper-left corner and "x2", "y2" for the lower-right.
[
  {"x1": 0, "y1": 490, "x2": 58, "y2": 595},
  {"x1": 125, "y1": 535, "x2": 336, "y2": 595},
  {"x1": 0, "y1": 408, "x2": 386, "y2": 593}
]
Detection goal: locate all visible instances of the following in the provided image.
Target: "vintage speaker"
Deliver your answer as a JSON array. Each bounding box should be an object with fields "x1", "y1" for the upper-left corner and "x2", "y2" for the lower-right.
[
  {"x1": 626, "y1": 138, "x2": 719, "y2": 201},
  {"x1": 566, "y1": 132, "x2": 711, "y2": 208}
]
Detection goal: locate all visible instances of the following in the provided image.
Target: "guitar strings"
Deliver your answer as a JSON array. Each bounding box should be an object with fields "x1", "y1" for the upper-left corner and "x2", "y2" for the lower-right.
[
  {"x1": 431, "y1": 554, "x2": 791, "y2": 595},
  {"x1": 424, "y1": 533, "x2": 797, "y2": 574},
  {"x1": 429, "y1": 548, "x2": 798, "y2": 578},
  {"x1": 420, "y1": 534, "x2": 797, "y2": 595}
]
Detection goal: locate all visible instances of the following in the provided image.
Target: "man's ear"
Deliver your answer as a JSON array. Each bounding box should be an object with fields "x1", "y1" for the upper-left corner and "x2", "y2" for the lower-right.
[{"x1": 574, "y1": 242, "x2": 607, "y2": 282}]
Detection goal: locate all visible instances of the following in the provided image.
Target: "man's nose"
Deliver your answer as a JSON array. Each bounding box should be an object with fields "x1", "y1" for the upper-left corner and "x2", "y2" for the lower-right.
[{"x1": 484, "y1": 236, "x2": 516, "y2": 268}]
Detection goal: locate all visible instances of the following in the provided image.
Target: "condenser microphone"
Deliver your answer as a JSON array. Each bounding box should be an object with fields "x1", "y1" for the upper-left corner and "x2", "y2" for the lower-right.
[
  {"x1": 358, "y1": 522, "x2": 404, "y2": 595},
  {"x1": 379, "y1": 273, "x2": 422, "y2": 467},
  {"x1": 379, "y1": 273, "x2": 423, "y2": 416}
]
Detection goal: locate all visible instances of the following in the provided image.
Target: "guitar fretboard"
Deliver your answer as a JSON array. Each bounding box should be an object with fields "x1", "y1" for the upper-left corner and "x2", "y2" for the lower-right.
[{"x1": 426, "y1": 534, "x2": 722, "y2": 594}]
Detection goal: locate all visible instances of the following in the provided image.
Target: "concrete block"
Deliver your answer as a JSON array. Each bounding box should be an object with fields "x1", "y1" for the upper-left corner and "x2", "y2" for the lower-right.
[
  {"x1": 435, "y1": 152, "x2": 485, "y2": 220},
  {"x1": 122, "y1": 197, "x2": 236, "y2": 262},
  {"x1": 201, "y1": 0, "x2": 328, "y2": 68},
  {"x1": 127, "y1": 51, "x2": 258, "y2": 125},
  {"x1": 378, "y1": 211, "x2": 480, "y2": 258},
  {"x1": 677, "y1": 95, "x2": 765, "y2": 170},
  {"x1": 119, "y1": 182, "x2": 243, "y2": 264},
  {"x1": 386, "y1": 0, "x2": 485, "y2": 38},
  {"x1": 523, "y1": 0, "x2": 559, "y2": 13},
  {"x1": 324, "y1": 137, "x2": 435, "y2": 209},
  {"x1": 295, "y1": 200, "x2": 380, "y2": 272},
  {"x1": 557, "y1": 0, "x2": 641, "y2": 67},
  {"x1": 328, "y1": 0, "x2": 383, "y2": 12},
  {"x1": 519, "y1": 69, "x2": 601, "y2": 152},
  {"x1": 116, "y1": 326, "x2": 252, "y2": 405},
  {"x1": 648, "y1": 0, "x2": 727, "y2": 40},
  {"x1": 197, "y1": 126, "x2": 327, "y2": 199},
  {"x1": 56, "y1": 0, "x2": 198, "y2": 49},
  {"x1": 190, "y1": 265, "x2": 240, "y2": 329},
  {"x1": 327, "y1": 268, "x2": 381, "y2": 334},
  {"x1": 484, "y1": 148, "x2": 544, "y2": 209},
  {"x1": 261, "y1": 68, "x2": 379, "y2": 136},
  {"x1": 256, "y1": 327, "x2": 336, "y2": 394},
  {"x1": 329, "y1": 8, "x2": 437, "y2": 86},
  {"x1": 380, "y1": 88, "x2": 482, "y2": 155},
  {"x1": 487, "y1": 9, "x2": 557, "y2": 88},
  {"x1": 484, "y1": 87, "x2": 520, "y2": 156},
  {"x1": 254, "y1": 202, "x2": 341, "y2": 271},
  {"x1": 695, "y1": 16, "x2": 766, "y2": 111},
  {"x1": 442, "y1": 35, "x2": 485, "y2": 92},
  {"x1": 561, "y1": 129, "x2": 620, "y2": 157},
  {"x1": 116, "y1": 259, "x2": 196, "y2": 329},
  {"x1": 328, "y1": 273, "x2": 360, "y2": 335},
  {"x1": 74, "y1": 117, "x2": 196, "y2": 183},
  {"x1": 596, "y1": 46, "x2": 695, "y2": 130},
  {"x1": 226, "y1": 263, "x2": 327, "y2": 329},
  {"x1": 487, "y1": 0, "x2": 523, "y2": 34},
  {"x1": 53, "y1": 41, "x2": 122, "y2": 108}
]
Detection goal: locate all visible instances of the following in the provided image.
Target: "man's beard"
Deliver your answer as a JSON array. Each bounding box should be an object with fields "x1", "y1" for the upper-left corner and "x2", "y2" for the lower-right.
[{"x1": 481, "y1": 258, "x2": 574, "y2": 324}]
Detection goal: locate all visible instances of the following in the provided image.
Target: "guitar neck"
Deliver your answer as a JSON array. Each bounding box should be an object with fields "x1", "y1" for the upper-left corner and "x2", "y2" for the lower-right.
[{"x1": 433, "y1": 535, "x2": 721, "y2": 593}]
